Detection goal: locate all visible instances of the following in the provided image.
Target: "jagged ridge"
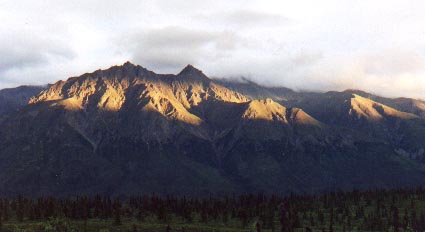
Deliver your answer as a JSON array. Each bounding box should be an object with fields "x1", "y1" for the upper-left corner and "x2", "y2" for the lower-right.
[{"x1": 1, "y1": 62, "x2": 425, "y2": 196}]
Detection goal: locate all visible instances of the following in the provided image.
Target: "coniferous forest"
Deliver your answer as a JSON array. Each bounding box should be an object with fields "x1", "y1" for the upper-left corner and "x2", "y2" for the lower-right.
[{"x1": 1, "y1": 188, "x2": 425, "y2": 231}]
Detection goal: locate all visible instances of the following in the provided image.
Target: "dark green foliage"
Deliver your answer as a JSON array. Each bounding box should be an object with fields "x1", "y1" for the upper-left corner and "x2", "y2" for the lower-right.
[{"x1": 3, "y1": 188, "x2": 425, "y2": 231}]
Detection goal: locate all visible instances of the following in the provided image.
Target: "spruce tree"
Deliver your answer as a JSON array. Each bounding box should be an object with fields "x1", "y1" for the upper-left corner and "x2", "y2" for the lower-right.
[
  {"x1": 0, "y1": 208, "x2": 2, "y2": 231},
  {"x1": 280, "y1": 203, "x2": 290, "y2": 232},
  {"x1": 256, "y1": 221, "x2": 262, "y2": 232},
  {"x1": 392, "y1": 206, "x2": 400, "y2": 232},
  {"x1": 16, "y1": 195, "x2": 24, "y2": 222},
  {"x1": 113, "y1": 199, "x2": 122, "y2": 226}
]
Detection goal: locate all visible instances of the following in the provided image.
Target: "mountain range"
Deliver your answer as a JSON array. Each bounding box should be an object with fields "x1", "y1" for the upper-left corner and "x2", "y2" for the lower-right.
[{"x1": 1, "y1": 62, "x2": 425, "y2": 196}]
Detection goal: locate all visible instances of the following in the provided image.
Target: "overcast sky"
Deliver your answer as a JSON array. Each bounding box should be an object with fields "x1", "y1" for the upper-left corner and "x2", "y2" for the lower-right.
[{"x1": 1, "y1": 0, "x2": 425, "y2": 98}]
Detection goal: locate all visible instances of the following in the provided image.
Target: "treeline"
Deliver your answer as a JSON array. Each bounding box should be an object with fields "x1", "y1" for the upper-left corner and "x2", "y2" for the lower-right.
[{"x1": 2, "y1": 188, "x2": 425, "y2": 231}]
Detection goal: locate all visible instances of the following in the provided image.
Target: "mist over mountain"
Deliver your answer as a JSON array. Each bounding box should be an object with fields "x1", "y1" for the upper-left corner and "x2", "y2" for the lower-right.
[{"x1": 1, "y1": 62, "x2": 425, "y2": 196}]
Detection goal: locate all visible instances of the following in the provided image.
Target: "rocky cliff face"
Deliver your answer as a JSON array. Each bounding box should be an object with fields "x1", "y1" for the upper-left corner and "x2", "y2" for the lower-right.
[{"x1": 1, "y1": 63, "x2": 425, "y2": 196}]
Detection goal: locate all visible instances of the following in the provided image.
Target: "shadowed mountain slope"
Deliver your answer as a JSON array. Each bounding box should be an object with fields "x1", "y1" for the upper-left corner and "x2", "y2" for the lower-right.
[
  {"x1": 1, "y1": 63, "x2": 425, "y2": 196},
  {"x1": 0, "y1": 85, "x2": 47, "y2": 116}
]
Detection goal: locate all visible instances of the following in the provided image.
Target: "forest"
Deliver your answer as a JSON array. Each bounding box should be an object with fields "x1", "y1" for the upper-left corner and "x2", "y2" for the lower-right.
[{"x1": 1, "y1": 188, "x2": 425, "y2": 231}]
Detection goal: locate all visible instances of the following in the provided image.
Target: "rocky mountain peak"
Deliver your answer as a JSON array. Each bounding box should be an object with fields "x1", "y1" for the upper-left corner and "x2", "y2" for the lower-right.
[
  {"x1": 177, "y1": 64, "x2": 210, "y2": 82},
  {"x1": 178, "y1": 64, "x2": 202, "y2": 74},
  {"x1": 122, "y1": 61, "x2": 135, "y2": 67},
  {"x1": 27, "y1": 62, "x2": 249, "y2": 119}
]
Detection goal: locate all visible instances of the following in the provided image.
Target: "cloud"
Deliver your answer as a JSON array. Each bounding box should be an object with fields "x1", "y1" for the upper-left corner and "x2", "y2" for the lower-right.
[
  {"x1": 199, "y1": 10, "x2": 289, "y2": 28},
  {"x1": 120, "y1": 26, "x2": 238, "y2": 73},
  {"x1": 360, "y1": 50, "x2": 425, "y2": 76},
  {"x1": 0, "y1": 0, "x2": 424, "y2": 99},
  {"x1": 290, "y1": 51, "x2": 323, "y2": 66},
  {"x1": 275, "y1": 49, "x2": 425, "y2": 98},
  {"x1": 0, "y1": 30, "x2": 75, "y2": 73},
  {"x1": 335, "y1": 50, "x2": 425, "y2": 98},
  {"x1": 0, "y1": 28, "x2": 76, "y2": 88}
]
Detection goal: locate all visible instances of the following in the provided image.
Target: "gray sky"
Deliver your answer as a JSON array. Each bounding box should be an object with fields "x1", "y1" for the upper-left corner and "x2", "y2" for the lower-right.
[{"x1": 1, "y1": 0, "x2": 425, "y2": 98}]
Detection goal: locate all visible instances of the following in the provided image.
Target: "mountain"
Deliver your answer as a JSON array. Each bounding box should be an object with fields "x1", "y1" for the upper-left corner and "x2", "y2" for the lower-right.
[
  {"x1": 341, "y1": 89, "x2": 425, "y2": 118},
  {"x1": 218, "y1": 80, "x2": 425, "y2": 160},
  {"x1": 0, "y1": 85, "x2": 47, "y2": 116},
  {"x1": 1, "y1": 62, "x2": 425, "y2": 196},
  {"x1": 217, "y1": 79, "x2": 425, "y2": 118}
]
